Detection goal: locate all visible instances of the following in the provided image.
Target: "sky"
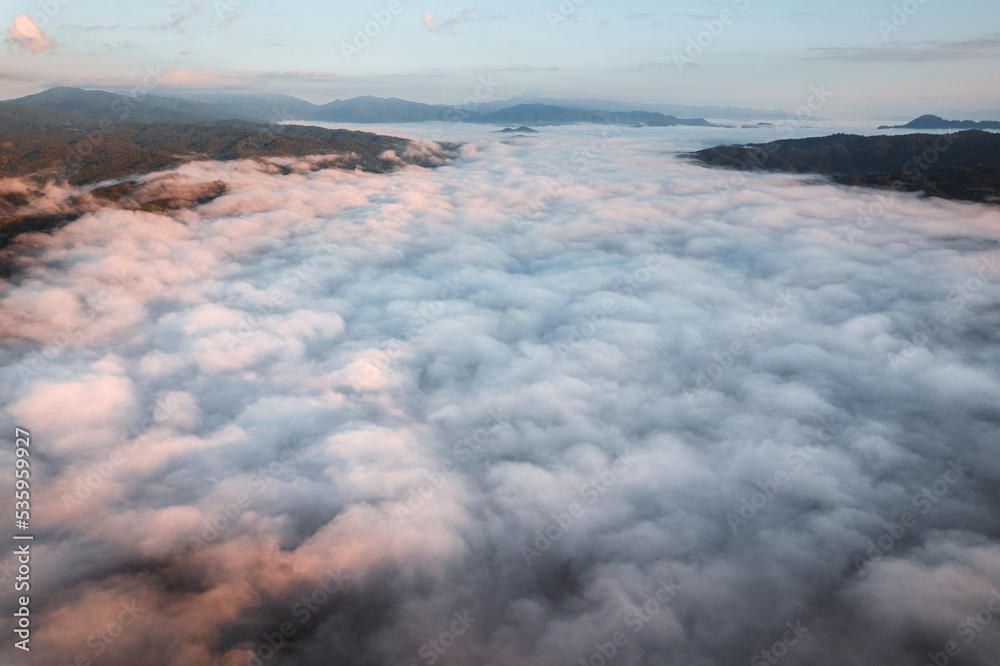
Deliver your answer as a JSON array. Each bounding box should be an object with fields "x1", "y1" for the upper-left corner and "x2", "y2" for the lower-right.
[{"x1": 1, "y1": 0, "x2": 999, "y2": 118}]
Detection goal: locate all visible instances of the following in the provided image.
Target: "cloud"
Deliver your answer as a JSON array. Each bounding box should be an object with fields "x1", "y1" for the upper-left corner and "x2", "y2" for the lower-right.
[
  {"x1": 164, "y1": 2, "x2": 203, "y2": 31},
  {"x1": 809, "y1": 34, "x2": 1000, "y2": 62},
  {"x1": 5, "y1": 14, "x2": 54, "y2": 53},
  {"x1": 57, "y1": 68, "x2": 340, "y2": 91},
  {"x1": 922, "y1": 34, "x2": 1000, "y2": 50},
  {"x1": 421, "y1": 7, "x2": 504, "y2": 32},
  {"x1": 57, "y1": 23, "x2": 122, "y2": 32},
  {"x1": 1, "y1": 124, "x2": 999, "y2": 665}
]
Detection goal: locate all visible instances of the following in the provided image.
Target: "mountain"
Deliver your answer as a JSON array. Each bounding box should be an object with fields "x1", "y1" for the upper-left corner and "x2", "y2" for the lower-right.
[
  {"x1": 4, "y1": 88, "x2": 720, "y2": 128},
  {"x1": 475, "y1": 96, "x2": 791, "y2": 120},
  {"x1": 477, "y1": 104, "x2": 597, "y2": 125},
  {"x1": 878, "y1": 114, "x2": 1000, "y2": 130},
  {"x1": 497, "y1": 126, "x2": 538, "y2": 133},
  {"x1": 688, "y1": 130, "x2": 1000, "y2": 203},
  {"x1": 476, "y1": 103, "x2": 719, "y2": 127},
  {"x1": 6, "y1": 87, "x2": 236, "y2": 125},
  {"x1": 0, "y1": 118, "x2": 438, "y2": 186},
  {"x1": 0, "y1": 112, "x2": 453, "y2": 247},
  {"x1": 154, "y1": 91, "x2": 320, "y2": 124},
  {"x1": 309, "y1": 96, "x2": 457, "y2": 123},
  {"x1": 0, "y1": 100, "x2": 84, "y2": 132}
]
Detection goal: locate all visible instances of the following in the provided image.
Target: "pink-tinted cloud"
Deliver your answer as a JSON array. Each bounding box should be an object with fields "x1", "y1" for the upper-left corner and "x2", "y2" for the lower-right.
[{"x1": 6, "y1": 14, "x2": 54, "y2": 53}]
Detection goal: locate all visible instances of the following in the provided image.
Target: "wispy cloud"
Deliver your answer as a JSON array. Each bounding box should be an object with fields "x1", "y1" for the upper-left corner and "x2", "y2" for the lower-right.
[
  {"x1": 5, "y1": 14, "x2": 55, "y2": 54},
  {"x1": 56, "y1": 68, "x2": 339, "y2": 90},
  {"x1": 57, "y1": 24, "x2": 122, "y2": 32},
  {"x1": 808, "y1": 34, "x2": 1000, "y2": 62},
  {"x1": 783, "y1": 12, "x2": 823, "y2": 24},
  {"x1": 164, "y1": 2, "x2": 203, "y2": 31},
  {"x1": 421, "y1": 7, "x2": 505, "y2": 33}
]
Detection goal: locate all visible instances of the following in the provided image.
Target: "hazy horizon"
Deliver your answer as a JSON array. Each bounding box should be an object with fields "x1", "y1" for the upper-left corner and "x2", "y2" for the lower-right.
[{"x1": 3, "y1": 1, "x2": 1000, "y2": 119}]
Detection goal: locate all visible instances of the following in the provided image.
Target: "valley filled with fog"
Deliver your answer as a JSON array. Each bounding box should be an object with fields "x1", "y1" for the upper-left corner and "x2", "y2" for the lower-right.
[{"x1": 2, "y1": 124, "x2": 999, "y2": 666}]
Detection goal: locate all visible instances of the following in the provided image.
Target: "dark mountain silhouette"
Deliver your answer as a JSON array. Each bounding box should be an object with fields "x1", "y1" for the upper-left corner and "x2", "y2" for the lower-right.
[
  {"x1": 879, "y1": 114, "x2": 1000, "y2": 130},
  {"x1": 157, "y1": 91, "x2": 321, "y2": 124},
  {"x1": 477, "y1": 104, "x2": 596, "y2": 125},
  {"x1": 5, "y1": 88, "x2": 719, "y2": 128},
  {"x1": 476, "y1": 103, "x2": 719, "y2": 127},
  {"x1": 474, "y1": 96, "x2": 792, "y2": 120},
  {"x1": 0, "y1": 119, "x2": 429, "y2": 186},
  {"x1": 497, "y1": 126, "x2": 538, "y2": 133},
  {"x1": 689, "y1": 130, "x2": 1000, "y2": 203},
  {"x1": 0, "y1": 100, "x2": 83, "y2": 132},
  {"x1": 7, "y1": 87, "x2": 236, "y2": 125},
  {"x1": 309, "y1": 96, "x2": 458, "y2": 123}
]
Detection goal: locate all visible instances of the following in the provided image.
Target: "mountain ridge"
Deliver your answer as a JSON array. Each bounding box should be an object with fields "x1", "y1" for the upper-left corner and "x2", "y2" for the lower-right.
[
  {"x1": 878, "y1": 114, "x2": 1000, "y2": 130},
  {"x1": 4, "y1": 87, "x2": 724, "y2": 128},
  {"x1": 688, "y1": 130, "x2": 1000, "y2": 203}
]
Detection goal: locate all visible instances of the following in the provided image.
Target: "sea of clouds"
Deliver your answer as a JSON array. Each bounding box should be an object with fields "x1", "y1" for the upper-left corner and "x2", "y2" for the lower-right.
[{"x1": 1, "y1": 122, "x2": 999, "y2": 666}]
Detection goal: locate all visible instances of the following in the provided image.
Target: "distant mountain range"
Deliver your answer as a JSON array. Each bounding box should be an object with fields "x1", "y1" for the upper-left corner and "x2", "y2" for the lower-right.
[
  {"x1": 2, "y1": 87, "x2": 727, "y2": 128},
  {"x1": 473, "y1": 96, "x2": 793, "y2": 120},
  {"x1": 688, "y1": 130, "x2": 1000, "y2": 204},
  {"x1": 879, "y1": 114, "x2": 1000, "y2": 130}
]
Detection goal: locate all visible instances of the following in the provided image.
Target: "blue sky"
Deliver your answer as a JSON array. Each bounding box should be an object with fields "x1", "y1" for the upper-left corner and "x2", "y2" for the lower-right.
[{"x1": 2, "y1": 0, "x2": 999, "y2": 118}]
